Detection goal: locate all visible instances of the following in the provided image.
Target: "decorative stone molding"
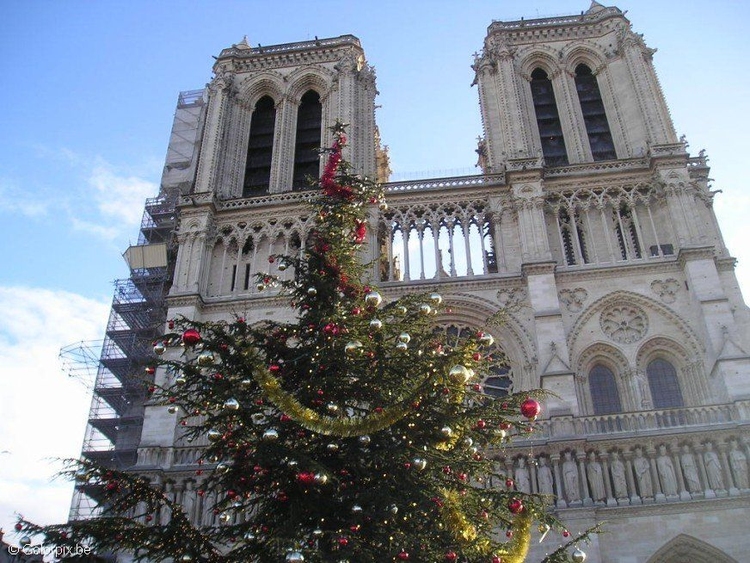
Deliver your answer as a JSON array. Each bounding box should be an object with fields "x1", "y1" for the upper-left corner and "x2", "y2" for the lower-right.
[
  {"x1": 559, "y1": 287, "x2": 588, "y2": 312},
  {"x1": 651, "y1": 278, "x2": 680, "y2": 303},
  {"x1": 496, "y1": 287, "x2": 527, "y2": 309},
  {"x1": 600, "y1": 302, "x2": 648, "y2": 344}
]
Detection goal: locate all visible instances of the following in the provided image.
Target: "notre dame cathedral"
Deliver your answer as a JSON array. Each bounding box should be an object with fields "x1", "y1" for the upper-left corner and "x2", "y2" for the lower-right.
[{"x1": 76, "y1": 2, "x2": 750, "y2": 561}]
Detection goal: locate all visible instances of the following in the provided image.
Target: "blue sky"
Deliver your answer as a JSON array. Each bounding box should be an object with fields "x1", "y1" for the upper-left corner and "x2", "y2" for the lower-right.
[{"x1": 1, "y1": 0, "x2": 749, "y2": 540}]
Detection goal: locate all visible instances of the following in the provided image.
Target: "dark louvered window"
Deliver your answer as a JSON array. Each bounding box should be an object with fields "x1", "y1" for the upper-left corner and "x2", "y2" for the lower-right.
[
  {"x1": 589, "y1": 364, "x2": 622, "y2": 414},
  {"x1": 530, "y1": 68, "x2": 568, "y2": 167},
  {"x1": 293, "y1": 90, "x2": 322, "y2": 190},
  {"x1": 575, "y1": 64, "x2": 616, "y2": 161},
  {"x1": 243, "y1": 96, "x2": 276, "y2": 197}
]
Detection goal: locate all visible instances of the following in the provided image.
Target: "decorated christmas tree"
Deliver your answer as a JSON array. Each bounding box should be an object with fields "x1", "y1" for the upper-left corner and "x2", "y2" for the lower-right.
[{"x1": 16, "y1": 124, "x2": 594, "y2": 562}]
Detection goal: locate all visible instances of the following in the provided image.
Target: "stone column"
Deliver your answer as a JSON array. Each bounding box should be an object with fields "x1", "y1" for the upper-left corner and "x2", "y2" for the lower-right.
[
  {"x1": 601, "y1": 453, "x2": 616, "y2": 507},
  {"x1": 648, "y1": 446, "x2": 665, "y2": 502},
  {"x1": 195, "y1": 71, "x2": 234, "y2": 194},
  {"x1": 551, "y1": 453, "x2": 566, "y2": 509}
]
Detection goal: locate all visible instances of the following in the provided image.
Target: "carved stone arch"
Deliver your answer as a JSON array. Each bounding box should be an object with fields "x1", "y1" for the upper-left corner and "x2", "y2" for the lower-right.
[
  {"x1": 560, "y1": 41, "x2": 608, "y2": 76},
  {"x1": 236, "y1": 72, "x2": 285, "y2": 109},
  {"x1": 646, "y1": 534, "x2": 738, "y2": 563},
  {"x1": 575, "y1": 341, "x2": 629, "y2": 414},
  {"x1": 568, "y1": 290, "x2": 704, "y2": 361},
  {"x1": 636, "y1": 336, "x2": 692, "y2": 370},
  {"x1": 441, "y1": 292, "x2": 537, "y2": 390},
  {"x1": 286, "y1": 66, "x2": 335, "y2": 103},
  {"x1": 517, "y1": 46, "x2": 562, "y2": 80}
]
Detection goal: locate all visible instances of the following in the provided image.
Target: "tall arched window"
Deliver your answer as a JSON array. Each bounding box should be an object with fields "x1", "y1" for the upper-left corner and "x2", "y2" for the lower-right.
[
  {"x1": 589, "y1": 364, "x2": 622, "y2": 414},
  {"x1": 530, "y1": 68, "x2": 568, "y2": 166},
  {"x1": 243, "y1": 96, "x2": 276, "y2": 197},
  {"x1": 647, "y1": 358, "x2": 684, "y2": 409},
  {"x1": 574, "y1": 64, "x2": 616, "y2": 161},
  {"x1": 292, "y1": 90, "x2": 322, "y2": 190}
]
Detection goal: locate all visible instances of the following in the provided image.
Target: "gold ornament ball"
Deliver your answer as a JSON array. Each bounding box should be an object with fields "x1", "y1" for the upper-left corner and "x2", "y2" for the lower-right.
[
  {"x1": 167, "y1": 405, "x2": 179, "y2": 414},
  {"x1": 369, "y1": 318, "x2": 383, "y2": 331},
  {"x1": 257, "y1": 283, "x2": 265, "y2": 291},
  {"x1": 359, "y1": 435, "x2": 371, "y2": 446},
  {"x1": 278, "y1": 262, "x2": 287, "y2": 271},
  {"x1": 429, "y1": 292, "x2": 443, "y2": 305},
  {"x1": 327, "y1": 403, "x2": 340, "y2": 414},
  {"x1": 449, "y1": 364, "x2": 471, "y2": 383},
  {"x1": 180, "y1": 555, "x2": 193, "y2": 562},
  {"x1": 412, "y1": 457, "x2": 427, "y2": 470},
  {"x1": 378, "y1": 201, "x2": 388, "y2": 211},
  {"x1": 327, "y1": 443, "x2": 340, "y2": 452},
  {"x1": 218, "y1": 512, "x2": 232, "y2": 523},
  {"x1": 197, "y1": 352, "x2": 214, "y2": 366},
  {"x1": 441, "y1": 426, "x2": 453, "y2": 438},
  {"x1": 307, "y1": 287, "x2": 318, "y2": 296},
  {"x1": 175, "y1": 375, "x2": 187, "y2": 385},
  {"x1": 153, "y1": 342, "x2": 166, "y2": 355},
  {"x1": 207, "y1": 429, "x2": 222, "y2": 441},
  {"x1": 19, "y1": 536, "x2": 31, "y2": 547},
  {"x1": 345, "y1": 341, "x2": 363, "y2": 356},
  {"x1": 314, "y1": 473, "x2": 328, "y2": 485},
  {"x1": 419, "y1": 304, "x2": 432, "y2": 315},
  {"x1": 397, "y1": 305, "x2": 408, "y2": 315},
  {"x1": 395, "y1": 342, "x2": 408, "y2": 353},
  {"x1": 398, "y1": 332, "x2": 411, "y2": 343},
  {"x1": 572, "y1": 548, "x2": 586, "y2": 563},
  {"x1": 216, "y1": 461, "x2": 231, "y2": 473}
]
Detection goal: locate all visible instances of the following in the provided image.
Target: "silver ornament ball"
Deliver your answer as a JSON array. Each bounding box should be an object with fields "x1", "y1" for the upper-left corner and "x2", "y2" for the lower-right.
[
  {"x1": 572, "y1": 548, "x2": 586, "y2": 563},
  {"x1": 364, "y1": 291, "x2": 383, "y2": 307},
  {"x1": 262, "y1": 428, "x2": 279, "y2": 441},
  {"x1": 369, "y1": 319, "x2": 383, "y2": 331},
  {"x1": 223, "y1": 398, "x2": 240, "y2": 410},
  {"x1": 286, "y1": 552, "x2": 305, "y2": 563}
]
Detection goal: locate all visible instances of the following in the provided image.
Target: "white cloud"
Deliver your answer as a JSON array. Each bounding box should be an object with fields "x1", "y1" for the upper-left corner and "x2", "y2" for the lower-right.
[
  {"x1": 0, "y1": 178, "x2": 49, "y2": 217},
  {"x1": 0, "y1": 286, "x2": 110, "y2": 537},
  {"x1": 88, "y1": 162, "x2": 158, "y2": 227}
]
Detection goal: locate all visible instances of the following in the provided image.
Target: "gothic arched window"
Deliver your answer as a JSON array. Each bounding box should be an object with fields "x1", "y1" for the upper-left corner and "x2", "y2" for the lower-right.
[
  {"x1": 439, "y1": 324, "x2": 513, "y2": 397},
  {"x1": 574, "y1": 64, "x2": 616, "y2": 161},
  {"x1": 243, "y1": 96, "x2": 276, "y2": 197},
  {"x1": 647, "y1": 358, "x2": 684, "y2": 409},
  {"x1": 589, "y1": 364, "x2": 622, "y2": 414},
  {"x1": 292, "y1": 90, "x2": 322, "y2": 190},
  {"x1": 530, "y1": 68, "x2": 568, "y2": 166}
]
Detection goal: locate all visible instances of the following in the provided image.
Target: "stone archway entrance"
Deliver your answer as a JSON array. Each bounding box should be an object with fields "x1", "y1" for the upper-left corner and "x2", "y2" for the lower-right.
[{"x1": 646, "y1": 534, "x2": 737, "y2": 563}]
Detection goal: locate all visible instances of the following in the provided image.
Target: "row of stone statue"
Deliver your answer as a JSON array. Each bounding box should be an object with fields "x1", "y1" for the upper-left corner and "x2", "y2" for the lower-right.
[{"x1": 502, "y1": 438, "x2": 749, "y2": 507}]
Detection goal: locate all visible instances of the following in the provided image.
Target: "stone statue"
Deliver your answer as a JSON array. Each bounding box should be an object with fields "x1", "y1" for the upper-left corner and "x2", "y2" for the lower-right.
[
  {"x1": 729, "y1": 440, "x2": 749, "y2": 489},
  {"x1": 704, "y1": 442, "x2": 725, "y2": 491},
  {"x1": 610, "y1": 452, "x2": 628, "y2": 499},
  {"x1": 537, "y1": 456, "x2": 554, "y2": 496},
  {"x1": 182, "y1": 480, "x2": 197, "y2": 525},
  {"x1": 632, "y1": 370, "x2": 652, "y2": 409},
  {"x1": 633, "y1": 447, "x2": 653, "y2": 498},
  {"x1": 562, "y1": 451, "x2": 580, "y2": 502},
  {"x1": 656, "y1": 445, "x2": 678, "y2": 496},
  {"x1": 586, "y1": 452, "x2": 606, "y2": 501},
  {"x1": 514, "y1": 457, "x2": 531, "y2": 493},
  {"x1": 680, "y1": 445, "x2": 701, "y2": 493}
]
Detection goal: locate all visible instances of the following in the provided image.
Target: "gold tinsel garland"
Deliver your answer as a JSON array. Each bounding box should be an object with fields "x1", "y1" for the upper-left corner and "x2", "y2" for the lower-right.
[
  {"x1": 440, "y1": 488, "x2": 532, "y2": 562},
  {"x1": 252, "y1": 366, "x2": 423, "y2": 437}
]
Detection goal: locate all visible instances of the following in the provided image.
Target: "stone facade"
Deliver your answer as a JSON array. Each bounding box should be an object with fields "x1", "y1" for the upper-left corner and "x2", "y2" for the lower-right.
[{"x1": 77, "y1": 3, "x2": 750, "y2": 562}]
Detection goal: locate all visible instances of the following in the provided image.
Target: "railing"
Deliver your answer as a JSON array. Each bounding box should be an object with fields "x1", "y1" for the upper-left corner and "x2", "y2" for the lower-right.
[
  {"x1": 384, "y1": 172, "x2": 505, "y2": 194},
  {"x1": 219, "y1": 35, "x2": 361, "y2": 57},
  {"x1": 522, "y1": 403, "x2": 744, "y2": 443}
]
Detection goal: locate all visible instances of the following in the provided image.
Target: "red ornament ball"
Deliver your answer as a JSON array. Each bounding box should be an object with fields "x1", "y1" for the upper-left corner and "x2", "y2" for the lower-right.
[
  {"x1": 492, "y1": 556, "x2": 503, "y2": 563},
  {"x1": 14, "y1": 523, "x2": 22, "y2": 531},
  {"x1": 508, "y1": 498, "x2": 524, "y2": 514},
  {"x1": 397, "y1": 550, "x2": 410, "y2": 560},
  {"x1": 337, "y1": 537, "x2": 349, "y2": 547},
  {"x1": 562, "y1": 530, "x2": 570, "y2": 538},
  {"x1": 181, "y1": 328, "x2": 201, "y2": 346},
  {"x1": 445, "y1": 551, "x2": 457, "y2": 561},
  {"x1": 520, "y1": 397, "x2": 541, "y2": 420}
]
